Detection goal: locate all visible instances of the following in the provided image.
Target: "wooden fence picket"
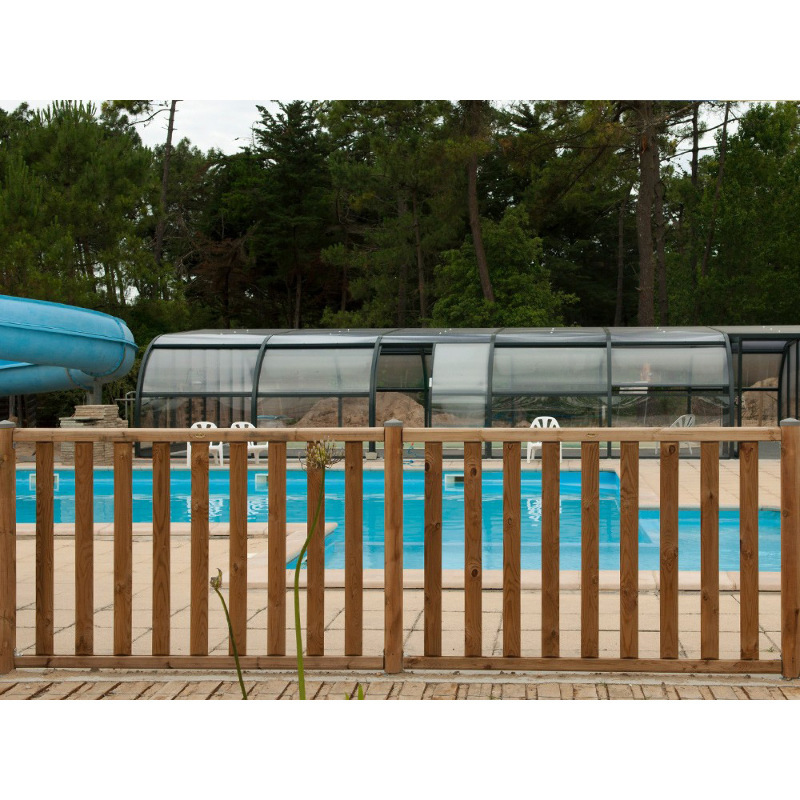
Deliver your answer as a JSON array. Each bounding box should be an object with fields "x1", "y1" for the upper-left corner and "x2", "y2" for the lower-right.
[
  {"x1": 424, "y1": 442, "x2": 443, "y2": 657},
  {"x1": 35, "y1": 442, "x2": 54, "y2": 656},
  {"x1": 502, "y1": 442, "x2": 521, "y2": 658}
]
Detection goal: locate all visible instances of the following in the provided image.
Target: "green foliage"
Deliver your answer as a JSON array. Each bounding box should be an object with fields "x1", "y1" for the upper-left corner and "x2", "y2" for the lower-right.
[
  {"x1": 669, "y1": 102, "x2": 800, "y2": 324},
  {"x1": 431, "y1": 206, "x2": 574, "y2": 327},
  {"x1": 699, "y1": 102, "x2": 800, "y2": 323},
  {"x1": 4, "y1": 96, "x2": 800, "y2": 408}
]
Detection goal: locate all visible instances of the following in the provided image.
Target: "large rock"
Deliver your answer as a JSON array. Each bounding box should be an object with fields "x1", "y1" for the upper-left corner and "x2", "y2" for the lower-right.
[
  {"x1": 295, "y1": 392, "x2": 427, "y2": 427},
  {"x1": 741, "y1": 376, "x2": 779, "y2": 426}
]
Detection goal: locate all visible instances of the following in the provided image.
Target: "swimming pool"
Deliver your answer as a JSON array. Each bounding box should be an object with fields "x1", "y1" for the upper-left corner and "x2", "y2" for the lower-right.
[{"x1": 15, "y1": 469, "x2": 781, "y2": 571}]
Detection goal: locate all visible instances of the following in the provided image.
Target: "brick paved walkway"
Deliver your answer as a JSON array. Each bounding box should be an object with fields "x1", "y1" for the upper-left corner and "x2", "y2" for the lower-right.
[{"x1": 2, "y1": 670, "x2": 799, "y2": 699}]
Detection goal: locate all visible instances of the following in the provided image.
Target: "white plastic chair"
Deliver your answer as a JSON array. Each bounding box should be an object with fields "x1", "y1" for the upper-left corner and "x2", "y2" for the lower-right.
[
  {"x1": 231, "y1": 421, "x2": 269, "y2": 465},
  {"x1": 187, "y1": 421, "x2": 224, "y2": 467},
  {"x1": 654, "y1": 413, "x2": 696, "y2": 455},
  {"x1": 527, "y1": 416, "x2": 562, "y2": 463}
]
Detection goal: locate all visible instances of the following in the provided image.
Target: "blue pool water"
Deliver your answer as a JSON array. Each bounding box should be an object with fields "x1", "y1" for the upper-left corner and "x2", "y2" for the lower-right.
[{"x1": 15, "y1": 469, "x2": 781, "y2": 571}]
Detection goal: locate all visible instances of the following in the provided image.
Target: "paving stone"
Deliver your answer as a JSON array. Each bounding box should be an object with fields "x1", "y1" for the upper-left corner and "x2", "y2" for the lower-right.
[
  {"x1": 101, "y1": 681, "x2": 155, "y2": 700},
  {"x1": 641, "y1": 683, "x2": 668, "y2": 700},
  {"x1": 174, "y1": 680, "x2": 222, "y2": 699},
  {"x1": 247, "y1": 680, "x2": 291, "y2": 699},
  {"x1": 397, "y1": 681, "x2": 425, "y2": 700},
  {"x1": 501, "y1": 683, "x2": 526, "y2": 699},
  {"x1": 140, "y1": 681, "x2": 192, "y2": 700},
  {"x1": 675, "y1": 685, "x2": 705, "y2": 700},
  {"x1": 741, "y1": 685, "x2": 777, "y2": 700},
  {"x1": 708, "y1": 685, "x2": 738, "y2": 700},
  {"x1": 67, "y1": 681, "x2": 121, "y2": 699},
  {"x1": 429, "y1": 682, "x2": 459, "y2": 700},
  {"x1": 571, "y1": 683, "x2": 599, "y2": 700},
  {"x1": 536, "y1": 683, "x2": 561, "y2": 700},
  {"x1": 322, "y1": 681, "x2": 360, "y2": 700},
  {"x1": 629, "y1": 684, "x2": 646, "y2": 699},
  {"x1": 363, "y1": 681, "x2": 395, "y2": 700},
  {"x1": 209, "y1": 681, "x2": 256, "y2": 700},
  {"x1": 607, "y1": 683, "x2": 635, "y2": 700},
  {"x1": 466, "y1": 682, "x2": 495, "y2": 700}
]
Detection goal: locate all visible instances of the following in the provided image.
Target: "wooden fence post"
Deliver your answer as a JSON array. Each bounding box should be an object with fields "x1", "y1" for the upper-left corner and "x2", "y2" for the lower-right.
[
  {"x1": 0, "y1": 421, "x2": 16, "y2": 674},
  {"x1": 781, "y1": 419, "x2": 800, "y2": 679},
  {"x1": 384, "y1": 420, "x2": 404, "y2": 673}
]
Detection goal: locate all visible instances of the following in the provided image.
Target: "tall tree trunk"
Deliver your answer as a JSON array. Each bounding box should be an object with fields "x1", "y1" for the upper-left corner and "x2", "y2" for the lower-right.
[
  {"x1": 635, "y1": 101, "x2": 657, "y2": 326},
  {"x1": 153, "y1": 100, "x2": 178, "y2": 299},
  {"x1": 396, "y1": 193, "x2": 408, "y2": 326},
  {"x1": 463, "y1": 100, "x2": 495, "y2": 303},
  {"x1": 222, "y1": 267, "x2": 231, "y2": 329},
  {"x1": 701, "y1": 101, "x2": 731, "y2": 279},
  {"x1": 653, "y1": 138, "x2": 669, "y2": 325},
  {"x1": 411, "y1": 190, "x2": 427, "y2": 319},
  {"x1": 340, "y1": 233, "x2": 349, "y2": 313},
  {"x1": 293, "y1": 272, "x2": 302, "y2": 328},
  {"x1": 689, "y1": 101, "x2": 701, "y2": 322},
  {"x1": 614, "y1": 184, "x2": 632, "y2": 326}
]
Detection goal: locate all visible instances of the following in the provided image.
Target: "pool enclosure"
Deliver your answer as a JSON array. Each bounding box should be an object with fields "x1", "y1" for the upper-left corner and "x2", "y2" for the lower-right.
[{"x1": 135, "y1": 326, "x2": 800, "y2": 456}]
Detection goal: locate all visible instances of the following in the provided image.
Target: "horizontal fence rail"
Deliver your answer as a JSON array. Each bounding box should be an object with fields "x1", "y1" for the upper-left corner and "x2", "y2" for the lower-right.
[{"x1": 1, "y1": 422, "x2": 798, "y2": 679}]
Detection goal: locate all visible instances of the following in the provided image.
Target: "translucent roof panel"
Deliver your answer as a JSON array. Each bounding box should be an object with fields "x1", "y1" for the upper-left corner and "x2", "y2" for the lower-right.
[
  {"x1": 609, "y1": 327, "x2": 726, "y2": 345},
  {"x1": 495, "y1": 328, "x2": 607, "y2": 345},
  {"x1": 266, "y1": 330, "x2": 387, "y2": 346},
  {"x1": 431, "y1": 342, "x2": 490, "y2": 393},
  {"x1": 382, "y1": 328, "x2": 497, "y2": 344},
  {"x1": 258, "y1": 347, "x2": 374, "y2": 394},
  {"x1": 141, "y1": 348, "x2": 260, "y2": 394},
  {"x1": 152, "y1": 331, "x2": 277, "y2": 347},
  {"x1": 493, "y1": 347, "x2": 607, "y2": 393},
  {"x1": 611, "y1": 346, "x2": 728, "y2": 388},
  {"x1": 715, "y1": 326, "x2": 800, "y2": 337},
  {"x1": 737, "y1": 339, "x2": 789, "y2": 353}
]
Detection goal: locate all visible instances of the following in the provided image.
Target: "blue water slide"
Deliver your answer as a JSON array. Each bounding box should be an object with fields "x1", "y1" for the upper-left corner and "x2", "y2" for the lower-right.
[{"x1": 0, "y1": 294, "x2": 137, "y2": 395}]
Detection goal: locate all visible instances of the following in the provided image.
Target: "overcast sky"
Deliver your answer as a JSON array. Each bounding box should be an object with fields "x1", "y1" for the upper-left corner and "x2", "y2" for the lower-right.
[
  {"x1": 0, "y1": 99, "x2": 273, "y2": 154},
  {"x1": 134, "y1": 100, "x2": 265, "y2": 153}
]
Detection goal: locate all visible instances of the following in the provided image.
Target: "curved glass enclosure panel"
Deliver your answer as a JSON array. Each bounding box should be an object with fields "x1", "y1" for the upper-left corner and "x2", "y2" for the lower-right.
[
  {"x1": 431, "y1": 395, "x2": 485, "y2": 427},
  {"x1": 376, "y1": 352, "x2": 427, "y2": 389},
  {"x1": 258, "y1": 348, "x2": 374, "y2": 394},
  {"x1": 783, "y1": 342, "x2": 799, "y2": 420},
  {"x1": 739, "y1": 352, "x2": 782, "y2": 387},
  {"x1": 738, "y1": 352, "x2": 781, "y2": 426},
  {"x1": 139, "y1": 395, "x2": 252, "y2": 429},
  {"x1": 611, "y1": 347, "x2": 727, "y2": 388},
  {"x1": 431, "y1": 343, "x2": 490, "y2": 393},
  {"x1": 611, "y1": 391, "x2": 728, "y2": 428},
  {"x1": 493, "y1": 347, "x2": 607, "y2": 393},
  {"x1": 491, "y1": 395, "x2": 605, "y2": 428},
  {"x1": 255, "y1": 395, "x2": 370, "y2": 427},
  {"x1": 142, "y1": 348, "x2": 259, "y2": 394},
  {"x1": 134, "y1": 326, "x2": 800, "y2": 454}
]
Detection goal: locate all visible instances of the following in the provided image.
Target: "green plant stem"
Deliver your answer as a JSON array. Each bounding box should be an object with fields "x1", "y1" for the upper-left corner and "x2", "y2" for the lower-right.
[
  {"x1": 212, "y1": 585, "x2": 248, "y2": 700},
  {"x1": 294, "y1": 483, "x2": 325, "y2": 700}
]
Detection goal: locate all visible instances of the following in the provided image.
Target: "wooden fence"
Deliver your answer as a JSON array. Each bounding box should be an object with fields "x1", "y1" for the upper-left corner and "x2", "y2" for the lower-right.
[{"x1": 0, "y1": 420, "x2": 798, "y2": 679}]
